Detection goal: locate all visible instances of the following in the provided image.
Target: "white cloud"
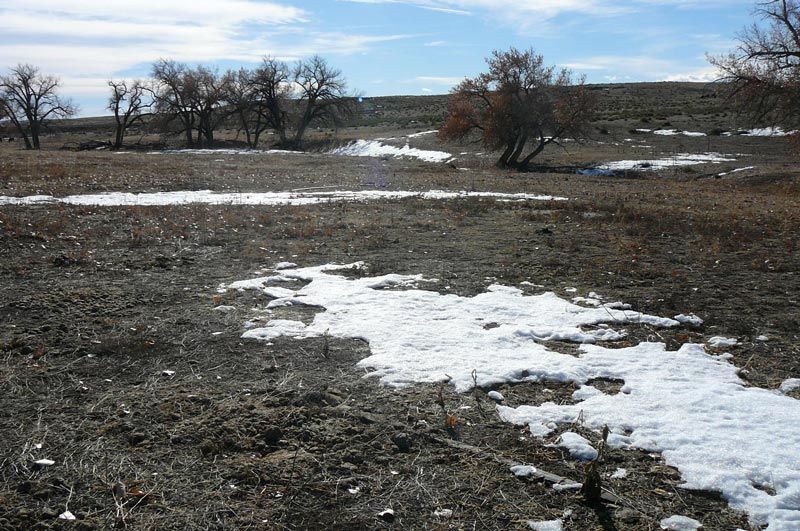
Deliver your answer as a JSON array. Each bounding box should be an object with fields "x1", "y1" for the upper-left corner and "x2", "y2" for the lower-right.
[{"x1": 412, "y1": 76, "x2": 464, "y2": 85}]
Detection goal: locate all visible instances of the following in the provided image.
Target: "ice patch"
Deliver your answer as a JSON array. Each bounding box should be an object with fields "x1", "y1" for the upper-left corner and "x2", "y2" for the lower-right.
[
  {"x1": 330, "y1": 139, "x2": 453, "y2": 163},
  {"x1": 0, "y1": 189, "x2": 565, "y2": 207},
  {"x1": 242, "y1": 320, "x2": 308, "y2": 340}
]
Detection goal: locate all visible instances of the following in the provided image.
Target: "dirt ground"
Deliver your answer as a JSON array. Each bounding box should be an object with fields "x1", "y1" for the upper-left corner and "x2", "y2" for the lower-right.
[{"x1": 1, "y1": 115, "x2": 799, "y2": 530}]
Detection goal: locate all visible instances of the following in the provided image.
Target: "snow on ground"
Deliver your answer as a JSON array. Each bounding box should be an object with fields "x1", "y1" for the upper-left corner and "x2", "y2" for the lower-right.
[
  {"x1": 740, "y1": 127, "x2": 797, "y2": 137},
  {"x1": 329, "y1": 139, "x2": 453, "y2": 163},
  {"x1": 0, "y1": 189, "x2": 566, "y2": 207},
  {"x1": 406, "y1": 130, "x2": 438, "y2": 138},
  {"x1": 141, "y1": 148, "x2": 303, "y2": 155},
  {"x1": 718, "y1": 166, "x2": 756, "y2": 177},
  {"x1": 554, "y1": 432, "x2": 598, "y2": 460},
  {"x1": 660, "y1": 515, "x2": 703, "y2": 530},
  {"x1": 598, "y1": 153, "x2": 736, "y2": 172},
  {"x1": 221, "y1": 262, "x2": 800, "y2": 530},
  {"x1": 780, "y1": 379, "x2": 800, "y2": 395},
  {"x1": 528, "y1": 519, "x2": 563, "y2": 531},
  {"x1": 652, "y1": 129, "x2": 707, "y2": 137},
  {"x1": 707, "y1": 336, "x2": 738, "y2": 348}
]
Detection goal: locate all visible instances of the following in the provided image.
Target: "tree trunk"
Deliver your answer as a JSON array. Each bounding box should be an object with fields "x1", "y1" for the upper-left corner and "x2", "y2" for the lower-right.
[
  {"x1": 516, "y1": 139, "x2": 547, "y2": 171},
  {"x1": 114, "y1": 121, "x2": 124, "y2": 149},
  {"x1": 495, "y1": 142, "x2": 516, "y2": 168},
  {"x1": 507, "y1": 134, "x2": 528, "y2": 166}
]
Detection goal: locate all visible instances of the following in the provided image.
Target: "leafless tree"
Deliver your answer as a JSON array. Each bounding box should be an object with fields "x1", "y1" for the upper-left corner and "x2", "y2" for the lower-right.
[
  {"x1": 251, "y1": 58, "x2": 293, "y2": 146},
  {"x1": 709, "y1": 0, "x2": 800, "y2": 129},
  {"x1": 108, "y1": 79, "x2": 152, "y2": 149},
  {"x1": 0, "y1": 64, "x2": 76, "y2": 149},
  {"x1": 440, "y1": 48, "x2": 595, "y2": 171},
  {"x1": 289, "y1": 55, "x2": 355, "y2": 149},
  {"x1": 187, "y1": 65, "x2": 228, "y2": 146},
  {"x1": 150, "y1": 60, "x2": 197, "y2": 146}
]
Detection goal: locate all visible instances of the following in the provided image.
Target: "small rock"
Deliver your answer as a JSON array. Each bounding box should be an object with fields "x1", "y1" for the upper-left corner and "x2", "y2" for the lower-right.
[
  {"x1": 390, "y1": 432, "x2": 413, "y2": 453},
  {"x1": 58, "y1": 510, "x2": 76, "y2": 520}
]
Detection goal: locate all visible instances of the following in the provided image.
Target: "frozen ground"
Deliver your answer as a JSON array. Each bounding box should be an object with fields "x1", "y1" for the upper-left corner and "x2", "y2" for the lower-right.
[
  {"x1": 0, "y1": 189, "x2": 566, "y2": 207},
  {"x1": 222, "y1": 262, "x2": 800, "y2": 530}
]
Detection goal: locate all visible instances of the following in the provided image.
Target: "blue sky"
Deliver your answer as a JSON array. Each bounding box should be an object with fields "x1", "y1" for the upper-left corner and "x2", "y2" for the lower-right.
[{"x1": 0, "y1": 0, "x2": 756, "y2": 116}]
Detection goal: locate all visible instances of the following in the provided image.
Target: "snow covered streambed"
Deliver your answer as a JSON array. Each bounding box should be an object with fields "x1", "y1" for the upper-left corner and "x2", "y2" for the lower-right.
[
  {"x1": 0, "y1": 189, "x2": 565, "y2": 207},
  {"x1": 221, "y1": 263, "x2": 800, "y2": 530}
]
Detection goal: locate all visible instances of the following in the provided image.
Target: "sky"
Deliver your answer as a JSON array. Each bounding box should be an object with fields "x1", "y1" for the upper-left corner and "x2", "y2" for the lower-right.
[{"x1": 0, "y1": 0, "x2": 757, "y2": 117}]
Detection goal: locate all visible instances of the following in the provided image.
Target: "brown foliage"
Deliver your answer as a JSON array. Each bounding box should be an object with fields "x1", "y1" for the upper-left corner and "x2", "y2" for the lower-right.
[{"x1": 439, "y1": 48, "x2": 596, "y2": 171}]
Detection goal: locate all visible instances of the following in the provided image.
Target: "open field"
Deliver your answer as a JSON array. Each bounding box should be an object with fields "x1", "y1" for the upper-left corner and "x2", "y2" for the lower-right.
[{"x1": 1, "y1": 83, "x2": 799, "y2": 530}]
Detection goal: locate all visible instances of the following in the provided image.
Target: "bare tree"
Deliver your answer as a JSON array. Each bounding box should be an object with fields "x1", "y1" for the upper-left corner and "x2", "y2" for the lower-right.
[
  {"x1": 150, "y1": 60, "x2": 198, "y2": 147},
  {"x1": 709, "y1": 0, "x2": 800, "y2": 129},
  {"x1": 187, "y1": 66, "x2": 228, "y2": 146},
  {"x1": 0, "y1": 64, "x2": 76, "y2": 149},
  {"x1": 251, "y1": 58, "x2": 293, "y2": 146},
  {"x1": 289, "y1": 56, "x2": 355, "y2": 149},
  {"x1": 108, "y1": 80, "x2": 152, "y2": 149},
  {"x1": 440, "y1": 48, "x2": 595, "y2": 171}
]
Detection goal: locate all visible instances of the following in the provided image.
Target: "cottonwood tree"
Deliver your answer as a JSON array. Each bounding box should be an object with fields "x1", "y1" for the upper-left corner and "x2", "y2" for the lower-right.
[
  {"x1": 108, "y1": 80, "x2": 152, "y2": 149},
  {"x1": 151, "y1": 61, "x2": 228, "y2": 147},
  {"x1": 222, "y1": 59, "x2": 292, "y2": 148},
  {"x1": 150, "y1": 60, "x2": 197, "y2": 146},
  {"x1": 440, "y1": 48, "x2": 595, "y2": 171},
  {"x1": 709, "y1": 0, "x2": 800, "y2": 130},
  {"x1": 288, "y1": 55, "x2": 355, "y2": 149},
  {"x1": 0, "y1": 64, "x2": 76, "y2": 149}
]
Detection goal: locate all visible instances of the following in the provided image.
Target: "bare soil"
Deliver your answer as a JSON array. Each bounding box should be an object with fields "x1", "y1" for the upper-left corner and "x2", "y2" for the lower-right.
[{"x1": 1, "y1": 93, "x2": 799, "y2": 529}]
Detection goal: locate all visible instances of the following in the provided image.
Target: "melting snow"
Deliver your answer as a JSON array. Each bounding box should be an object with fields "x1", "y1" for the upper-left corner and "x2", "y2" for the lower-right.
[
  {"x1": 780, "y1": 379, "x2": 800, "y2": 395},
  {"x1": 0, "y1": 190, "x2": 565, "y2": 207},
  {"x1": 653, "y1": 129, "x2": 707, "y2": 137},
  {"x1": 528, "y1": 519, "x2": 563, "y2": 531},
  {"x1": 660, "y1": 515, "x2": 702, "y2": 530},
  {"x1": 598, "y1": 153, "x2": 735, "y2": 171},
  {"x1": 707, "y1": 336, "x2": 738, "y2": 348},
  {"x1": 406, "y1": 130, "x2": 438, "y2": 138},
  {"x1": 329, "y1": 139, "x2": 453, "y2": 163},
  {"x1": 144, "y1": 148, "x2": 303, "y2": 155},
  {"x1": 554, "y1": 432, "x2": 598, "y2": 460},
  {"x1": 221, "y1": 263, "x2": 800, "y2": 529}
]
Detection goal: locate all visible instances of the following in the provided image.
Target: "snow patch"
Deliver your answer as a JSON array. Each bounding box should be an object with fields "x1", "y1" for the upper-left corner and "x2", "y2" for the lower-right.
[
  {"x1": 0, "y1": 189, "x2": 565, "y2": 207},
  {"x1": 528, "y1": 519, "x2": 563, "y2": 531},
  {"x1": 707, "y1": 336, "x2": 738, "y2": 348},
  {"x1": 510, "y1": 464, "x2": 537, "y2": 477},
  {"x1": 555, "y1": 432, "x2": 598, "y2": 460},
  {"x1": 660, "y1": 515, "x2": 702, "y2": 530},
  {"x1": 675, "y1": 314, "x2": 703, "y2": 326},
  {"x1": 779, "y1": 379, "x2": 800, "y2": 395},
  {"x1": 598, "y1": 153, "x2": 735, "y2": 172},
  {"x1": 330, "y1": 139, "x2": 453, "y2": 163}
]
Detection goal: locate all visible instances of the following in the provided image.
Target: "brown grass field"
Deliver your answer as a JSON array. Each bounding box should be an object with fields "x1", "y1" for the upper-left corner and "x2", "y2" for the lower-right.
[{"x1": 1, "y1": 83, "x2": 798, "y2": 530}]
